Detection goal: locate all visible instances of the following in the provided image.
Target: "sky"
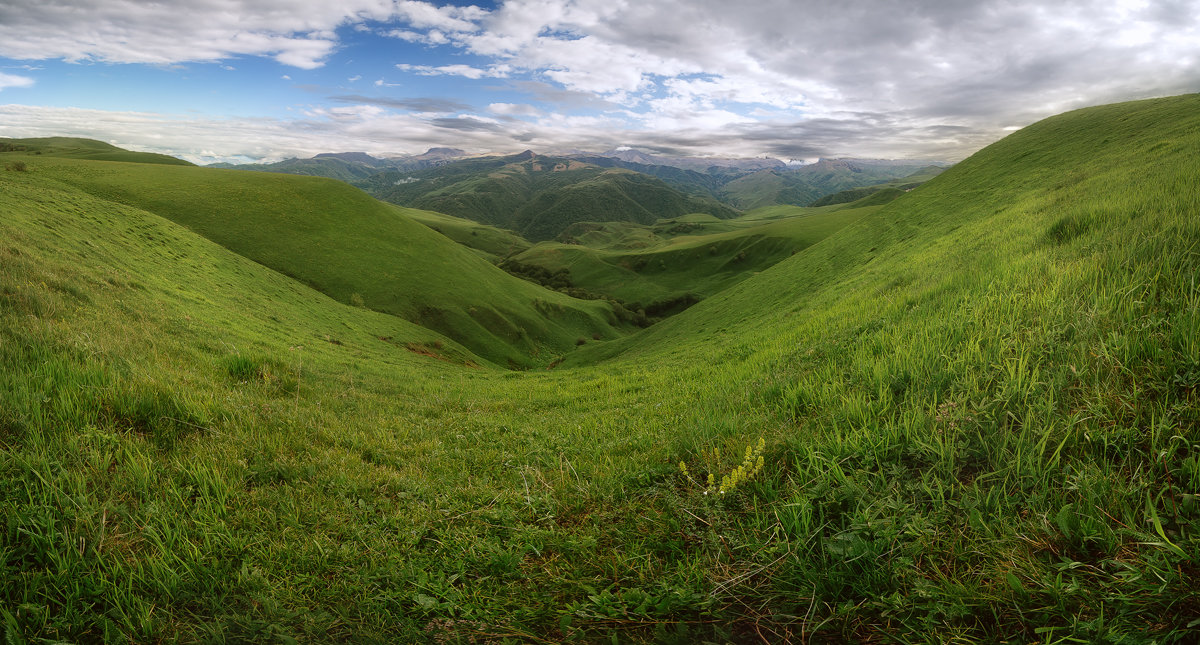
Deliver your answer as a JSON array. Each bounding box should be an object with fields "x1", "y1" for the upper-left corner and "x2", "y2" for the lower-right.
[{"x1": 0, "y1": 0, "x2": 1197, "y2": 164}]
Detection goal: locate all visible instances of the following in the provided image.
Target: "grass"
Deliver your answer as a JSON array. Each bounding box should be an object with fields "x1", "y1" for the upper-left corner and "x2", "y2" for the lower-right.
[
  {"x1": 514, "y1": 205, "x2": 874, "y2": 313},
  {"x1": 2, "y1": 94, "x2": 1200, "y2": 643},
  {"x1": 403, "y1": 208, "x2": 532, "y2": 261},
  {"x1": 358, "y1": 153, "x2": 738, "y2": 242},
  {"x1": 15, "y1": 155, "x2": 624, "y2": 367},
  {"x1": 0, "y1": 136, "x2": 193, "y2": 166}
]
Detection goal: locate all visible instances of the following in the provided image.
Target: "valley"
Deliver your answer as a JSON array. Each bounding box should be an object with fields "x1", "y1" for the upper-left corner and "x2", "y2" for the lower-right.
[{"x1": 2, "y1": 94, "x2": 1198, "y2": 643}]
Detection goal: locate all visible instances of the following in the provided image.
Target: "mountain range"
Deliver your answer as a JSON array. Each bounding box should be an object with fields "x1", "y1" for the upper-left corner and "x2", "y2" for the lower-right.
[{"x1": 213, "y1": 147, "x2": 944, "y2": 238}]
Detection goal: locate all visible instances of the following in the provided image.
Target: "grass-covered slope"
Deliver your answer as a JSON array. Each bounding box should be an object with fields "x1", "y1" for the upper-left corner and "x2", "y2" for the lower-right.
[
  {"x1": 1, "y1": 136, "x2": 192, "y2": 165},
  {"x1": 24, "y1": 157, "x2": 621, "y2": 366},
  {"x1": 358, "y1": 152, "x2": 739, "y2": 241},
  {"x1": 718, "y1": 158, "x2": 937, "y2": 209},
  {"x1": 512, "y1": 205, "x2": 874, "y2": 314},
  {"x1": 212, "y1": 156, "x2": 381, "y2": 182},
  {"x1": 808, "y1": 164, "x2": 945, "y2": 206},
  {"x1": 1, "y1": 95, "x2": 1198, "y2": 643},
  {"x1": 403, "y1": 208, "x2": 532, "y2": 260},
  {"x1": 568, "y1": 93, "x2": 1200, "y2": 636}
]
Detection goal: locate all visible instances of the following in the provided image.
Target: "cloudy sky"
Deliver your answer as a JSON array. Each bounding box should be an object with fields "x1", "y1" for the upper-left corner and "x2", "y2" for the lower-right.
[{"x1": 0, "y1": 0, "x2": 1197, "y2": 164}]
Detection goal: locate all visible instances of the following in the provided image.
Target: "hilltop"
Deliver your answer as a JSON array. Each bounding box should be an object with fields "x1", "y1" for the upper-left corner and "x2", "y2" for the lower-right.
[
  {"x1": 209, "y1": 147, "x2": 471, "y2": 182},
  {"x1": 0, "y1": 136, "x2": 192, "y2": 166},
  {"x1": 2, "y1": 95, "x2": 1198, "y2": 643}
]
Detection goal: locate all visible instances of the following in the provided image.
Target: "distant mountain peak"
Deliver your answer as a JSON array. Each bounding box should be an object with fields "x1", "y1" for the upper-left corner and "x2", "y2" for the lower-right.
[
  {"x1": 313, "y1": 152, "x2": 381, "y2": 165},
  {"x1": 413, "y1": 147, "x2": 467, "y2": 161}
]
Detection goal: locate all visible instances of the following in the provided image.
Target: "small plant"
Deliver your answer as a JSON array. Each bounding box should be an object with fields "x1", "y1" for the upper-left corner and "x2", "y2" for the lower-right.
[
  {"x1": 5, "y1": 160, "x2": 27, "y2": 172},
  {"x1": 679, "y1": 436, "x2": 767, "y2": 495}
]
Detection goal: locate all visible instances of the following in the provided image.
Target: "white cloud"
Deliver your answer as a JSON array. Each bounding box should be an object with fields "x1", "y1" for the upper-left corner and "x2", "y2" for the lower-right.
[
  {"x1": 0, "y1": 72, "x2": 34, "y2": 90},
  {"x1": 0, "y1": 102, "x2": 763, "y2": 165},
  {"x1": 0, "y1": 0, "x2": 395, "y2": 69},
  {"x1": 488, "y1": 102, "x2": 542, "y2": 117},
  {"x1": 385, "y1": 29, "x2": 426, "y2": 42},
  {"x1": 395, "y1": 63, "x2": 506, "y2": 80},
  {"x1": 383, "y1": 0, "x2": 1200, "y2": 158},
  {"x1": 348, "y1": 75, "x2": 362, "y2": 82},
  {"x1": 393, "y1": 0, "x2": 485, "y2": 32},
  {"x1": 1, "y1": 0, "x2": 1198, "y2": 160}
]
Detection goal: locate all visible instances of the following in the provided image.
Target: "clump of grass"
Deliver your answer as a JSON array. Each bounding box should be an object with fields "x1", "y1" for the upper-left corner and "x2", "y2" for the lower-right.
[
  {"x1": 680, "y1": 436, "x2": 766, "y2": 495},
  {"x1": 223, "y1": 354, "x2": 296, "y2": 395}
]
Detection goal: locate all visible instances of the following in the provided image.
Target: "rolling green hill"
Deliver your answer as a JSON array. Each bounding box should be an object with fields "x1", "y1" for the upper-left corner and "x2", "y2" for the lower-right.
[
  {"x1": 402, "y1": 208, "x2": 532, "y2": 260},
  {"x1": 808, "y1": 164, "x2": 946, "y2": 206},
  {"x1": 510, "y1": 205, "x2": 875, "y2": 316},
  {"x1": 719, "y1": 158, "x2": 942, "y2": 209},
  {"x1": 14, "y1": 156, "x2": 623, "y2": 367},
  {"x1": 210, "y1": 155, "x2": 382, "y2": 182},
  {"x1": 1, "y1": 136, "x2": 192, "y2": 165},
  {"x1": 356, "y1": 151, "x2": 739, "y2": 241},
  {"x1": 210, "y1": 148, "x2": 469, "y2": 180},
  {"x1": 2, "y1": 95, "x2": 1199, "y2": 643}
]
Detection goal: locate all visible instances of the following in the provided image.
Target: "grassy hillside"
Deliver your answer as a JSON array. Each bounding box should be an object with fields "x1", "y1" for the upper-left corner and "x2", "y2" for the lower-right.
[
  {"x1": 569, "y1": 155, "x2": 739, "y2": 200},
  {"x1": 212, "y1": 156, "x2": 381, "y2": 182},
  {"x1": 357, "y1": 152, "x2": 739, "y2": 241},
  {"x1": 16, "y1": 157, "x2": 622, "y2": 367},
  {"x1": 720, "y1": 159, "x2": 940, "y2": 209},
  {"x1": 403, "y1": 208, "x2": 532, "y2": 260},
  {"x1": 568, "y1": 93, "x2": 1200, "y2": 635},
  {"x1": 808, "y1": 164, "x2": 945, "y2": 206},
  {"x1": 2, "y1": 94, "x2": 1199, "y2": 643},
  {"x1": 1, "y1": 136, "x2": 192, "y2": 165},
  {"x1": 513, "y1": 206, "x2": 874, "y2": 314}
]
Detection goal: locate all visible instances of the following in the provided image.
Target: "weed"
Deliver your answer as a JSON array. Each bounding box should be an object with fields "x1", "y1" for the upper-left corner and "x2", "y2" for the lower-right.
[{"x1": 680, "y1": 437, "x2": 767, "y2": 495}]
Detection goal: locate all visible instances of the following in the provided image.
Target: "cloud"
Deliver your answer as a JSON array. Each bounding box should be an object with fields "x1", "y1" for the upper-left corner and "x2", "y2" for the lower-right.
[
  {"x1": 394, "y1": 63, "x2": 507, "y2": 80},
  {"x1": 429, "y1": 115, "x2": 506, "y2": 132},
  {"x1": 372, "y1": 0, "x2": 1200, "y2": 159},
  {"x1": 331, "y1": 94, "x2": 471, "y2": 113},
  {"x1": 488, "y1": 102, "x2": 542, "y2": 117},
  {"x1": 0, "y1": 0, "x2": 400, "y2": 68},
  {"x1": 0, "y1": 72, "x2": 34, "y2": 90},
  {"x1": 505, "y1": 80, "x2": 618, "y2": 110},
  {"x1": 2, "y1": 0, "x2": 1198, "y2": 160},
  {"x1": 392, "y1": 1, "x2": 485, "y2": 32}
]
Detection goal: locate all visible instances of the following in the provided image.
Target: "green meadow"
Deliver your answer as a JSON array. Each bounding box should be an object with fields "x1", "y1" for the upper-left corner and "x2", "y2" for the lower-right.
[
  {"x1": 2, "y1": 94, "x2": 1199, "y2": 643},
  {"x1": 512, "y1": 205, "x2": 876, "y2": 315}
]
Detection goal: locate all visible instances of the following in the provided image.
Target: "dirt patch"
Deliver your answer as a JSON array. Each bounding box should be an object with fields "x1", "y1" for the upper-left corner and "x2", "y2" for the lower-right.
[{"x1": 404, "y1": 341, "x2": 444, "y2": 359}]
